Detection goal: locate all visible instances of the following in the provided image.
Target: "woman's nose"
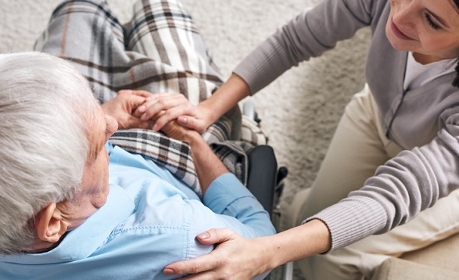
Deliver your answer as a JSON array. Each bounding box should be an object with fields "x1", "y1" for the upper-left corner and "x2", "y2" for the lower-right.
[{"x1": 392, "y1": 0, "x2": 417, "y2": 25}]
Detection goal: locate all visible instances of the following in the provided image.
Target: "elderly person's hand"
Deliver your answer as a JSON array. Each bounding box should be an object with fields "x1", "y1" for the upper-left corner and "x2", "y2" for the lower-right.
[
  {"x1": 161, "y1": 119, "x2": 193, "y2": 143},
  {"x1": 101, "y1": 90, "x2": 153, "y2": 129}
]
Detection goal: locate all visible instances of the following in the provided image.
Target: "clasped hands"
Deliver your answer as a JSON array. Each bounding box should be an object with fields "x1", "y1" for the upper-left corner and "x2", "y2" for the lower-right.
[{"x1": 101, "y1": 89, "x2": 212, "y2": 141}]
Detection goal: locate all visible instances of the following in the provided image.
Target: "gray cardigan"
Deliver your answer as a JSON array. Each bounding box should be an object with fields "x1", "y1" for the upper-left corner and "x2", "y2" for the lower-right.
[{"x1": 234, "y1": 0, "x2": 459, "y2": 251}]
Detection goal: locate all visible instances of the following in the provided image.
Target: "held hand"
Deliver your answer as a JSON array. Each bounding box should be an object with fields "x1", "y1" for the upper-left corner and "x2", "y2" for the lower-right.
[
  {"x1": 132, "y1": 91, "x2": 214, "y2": 133},
  {"x1": 163, "y1": 228, "x2": 271, "y2": 280},
  {"x1": 161, "y1": 120, "x2": 195, "y2": 143},
  {"x1": 101, "y1": 90, "x2": 153, "y2": 129}
]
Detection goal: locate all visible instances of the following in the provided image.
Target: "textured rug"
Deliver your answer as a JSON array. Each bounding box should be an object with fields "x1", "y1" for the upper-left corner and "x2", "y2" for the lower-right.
[{"x1": 0, "y1": 0, "x2": 370, "y2": 279}]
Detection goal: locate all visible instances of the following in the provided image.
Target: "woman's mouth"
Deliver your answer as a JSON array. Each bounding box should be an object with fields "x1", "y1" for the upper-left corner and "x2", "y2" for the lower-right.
[{"x1": 390, "y1": 20, "x2": 414, "y2": 40}]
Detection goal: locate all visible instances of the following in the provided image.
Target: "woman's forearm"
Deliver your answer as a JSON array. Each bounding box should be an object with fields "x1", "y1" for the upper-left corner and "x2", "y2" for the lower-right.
[
  {"x1": 265, "y1": 219, "x2": 331, "y2": 269},
  {"x1": 201, "y1": 73, "x2": 251, "y2": 124}
]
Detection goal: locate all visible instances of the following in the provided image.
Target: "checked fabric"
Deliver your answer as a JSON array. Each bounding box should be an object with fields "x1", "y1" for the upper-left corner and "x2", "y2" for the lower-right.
[{"x1": 35, "y1": 0, "x2": 266, "y2": 195}]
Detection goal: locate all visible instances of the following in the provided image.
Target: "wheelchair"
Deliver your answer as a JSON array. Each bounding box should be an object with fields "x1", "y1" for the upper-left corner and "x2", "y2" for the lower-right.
[{"x1": 242, "y1": 100, "x2": 292, "y2": 280}]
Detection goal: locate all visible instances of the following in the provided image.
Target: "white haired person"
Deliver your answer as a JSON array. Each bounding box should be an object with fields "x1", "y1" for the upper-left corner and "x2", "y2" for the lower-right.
[
  {"x1": 0, "y1": 51, "x2": 275, "y2": 279},
  {"x1": 0, "y1": 0, "x2": 277, "y2": 278}
]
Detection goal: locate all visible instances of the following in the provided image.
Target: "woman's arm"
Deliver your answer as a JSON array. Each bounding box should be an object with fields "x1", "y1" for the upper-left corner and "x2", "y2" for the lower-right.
[
  {"x1": 134, "y1": 0, "x2": 373, "y2": 133},
  {"x1": 162, "y1": 129, "x2": 459, "y2": 279},
  {"x1": 133, "y1": 73, "x2": 251, "y2": 133}
]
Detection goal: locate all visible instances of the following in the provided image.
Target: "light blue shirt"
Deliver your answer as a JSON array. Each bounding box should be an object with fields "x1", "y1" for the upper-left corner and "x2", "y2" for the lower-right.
[{"x1": 0, "y1": 143, "x2": 275, "y2": 279}]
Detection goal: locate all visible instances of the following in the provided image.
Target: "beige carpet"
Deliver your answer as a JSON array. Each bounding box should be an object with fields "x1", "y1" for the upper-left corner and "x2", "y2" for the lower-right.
[{"x1": 0, "y1": 0, "x2": 370, "y2": 279}]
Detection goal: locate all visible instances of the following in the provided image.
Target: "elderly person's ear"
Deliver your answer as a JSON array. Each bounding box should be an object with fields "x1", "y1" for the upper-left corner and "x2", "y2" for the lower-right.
[{"x1": 34, "y1": 204, "x2": 68, "y2": 243}]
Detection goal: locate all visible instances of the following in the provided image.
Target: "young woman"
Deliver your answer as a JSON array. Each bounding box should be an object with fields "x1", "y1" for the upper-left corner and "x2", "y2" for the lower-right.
[{"x1": 137, "y1": 0, "x2": 459, "y2": 278}]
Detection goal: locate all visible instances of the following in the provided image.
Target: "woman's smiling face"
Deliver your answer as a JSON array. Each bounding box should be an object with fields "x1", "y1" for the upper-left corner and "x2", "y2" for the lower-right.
[{"x1": 386, "y1": 0, "x2": 459, "y2": 63}]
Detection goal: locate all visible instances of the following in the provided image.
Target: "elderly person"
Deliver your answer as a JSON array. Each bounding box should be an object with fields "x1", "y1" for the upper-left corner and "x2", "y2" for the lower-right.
[
  {"x1": 0, "y1": 51, "x2": 275, "y2": 279},
  {"x1": 0, "y1": 0, "x2": 276, "y2": 278}
]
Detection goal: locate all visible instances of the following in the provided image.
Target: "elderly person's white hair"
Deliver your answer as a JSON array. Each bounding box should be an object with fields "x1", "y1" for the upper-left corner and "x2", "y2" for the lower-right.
[{"x1": 0, "y1": 52, "x2": 100, "y2": 254}]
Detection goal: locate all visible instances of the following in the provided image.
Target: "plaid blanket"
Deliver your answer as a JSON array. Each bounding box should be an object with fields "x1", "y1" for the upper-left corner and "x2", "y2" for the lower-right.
[{"x1": 35, "y1": 0, "x2": 266, "y2": 195}]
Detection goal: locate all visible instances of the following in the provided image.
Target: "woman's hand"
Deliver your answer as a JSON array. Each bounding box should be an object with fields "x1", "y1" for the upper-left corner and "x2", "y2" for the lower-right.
[
  {"x1": 162, "y1": 220, "x2": 332, "y2": 279},
  {"x1": 132, "y1": 91, "x2": 214, "y2": 133},
  {"x1": 163, "y1": 228, "x2": 272, "y2": 280},
  {"x1": 130, "y1": 74, "x2": 252, "y2": 133},
  {"x1": 101, "y1": 90, "x2": 153, "y2": 129}
]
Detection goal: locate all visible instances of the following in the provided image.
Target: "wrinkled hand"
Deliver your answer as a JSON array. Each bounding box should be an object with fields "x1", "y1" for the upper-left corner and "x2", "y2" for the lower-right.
[
  {"x1": 161, "y1": 120, "x2": 192, "y2": 143},
  {"x1": 163, "y1": 228, "x2": 271, "y2": 280},
  {"x1": 101, "y1": 90, "x2": 153, "y2": 129},
  {"x1": 132, "y1": 92, "x2": 214, "y2": 133}
]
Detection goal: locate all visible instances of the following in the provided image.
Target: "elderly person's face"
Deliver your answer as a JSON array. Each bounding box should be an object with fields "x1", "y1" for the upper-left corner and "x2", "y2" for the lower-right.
[
  {"x1": 56, "y1": 106, "x2": 118, "y2": 230},
  {"x1": 33, "y1": 105, "x2": 118, "y2": 248},
  {"x1": 386, "y1": 0, "x2": 459, "y2": 62}
]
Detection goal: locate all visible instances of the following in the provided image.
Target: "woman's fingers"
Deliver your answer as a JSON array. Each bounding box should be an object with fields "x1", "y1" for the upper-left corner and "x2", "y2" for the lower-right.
[
  {"x1": 177, "y1": 116, "x2": 208, "y2": 133},
  {"x1": 151, "y1": 103, "x2": 197, "y2": 131},
  {"x1": 115, "y1": 91, "x2": 212, "y2": 132},
  {"x1": 130, "y1": 93, "x2": 203, "y2": 131},
  {"x1": 134, "y1": 94, "x2": 191, "y2": 120},
  {"x1": 163, "y1": 228, "x2": 240, "y2": 276}
]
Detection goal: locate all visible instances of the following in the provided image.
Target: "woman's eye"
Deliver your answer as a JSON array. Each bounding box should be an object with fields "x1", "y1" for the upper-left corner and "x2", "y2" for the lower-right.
[{"x1": 425, "y1": 13, "x2": 440, "y2": 30}]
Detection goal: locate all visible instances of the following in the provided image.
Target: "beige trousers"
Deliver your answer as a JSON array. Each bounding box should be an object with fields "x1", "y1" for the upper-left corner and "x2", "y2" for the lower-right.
[{"x1": 285, "y1": 85, "x2": 459, "y2": 279}]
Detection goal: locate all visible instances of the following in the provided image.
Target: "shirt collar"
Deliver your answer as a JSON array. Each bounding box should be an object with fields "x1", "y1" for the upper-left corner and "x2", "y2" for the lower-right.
[{"x1": 1, "y1": 184, "x2": 133, "y2": 264}]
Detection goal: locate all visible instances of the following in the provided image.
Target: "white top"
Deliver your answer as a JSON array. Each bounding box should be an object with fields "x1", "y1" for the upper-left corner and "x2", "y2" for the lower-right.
[{"x1": 404, "y1": 52, "x2": 456, "y2": 91}]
